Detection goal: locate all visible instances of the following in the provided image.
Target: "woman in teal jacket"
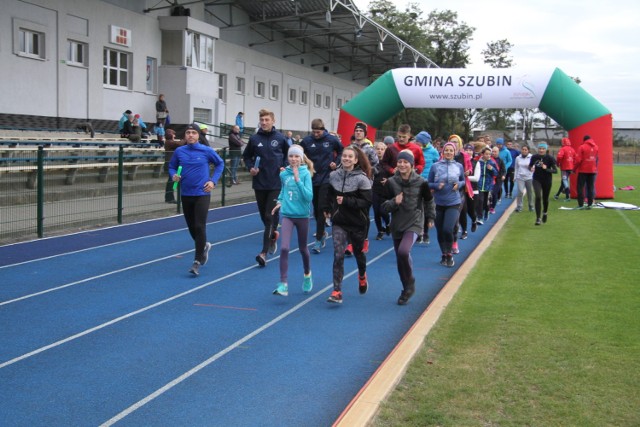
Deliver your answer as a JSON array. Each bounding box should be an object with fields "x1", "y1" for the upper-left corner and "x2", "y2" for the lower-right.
[{"x1": 271, "y1": 145, "x2": 315, "y2": 296}]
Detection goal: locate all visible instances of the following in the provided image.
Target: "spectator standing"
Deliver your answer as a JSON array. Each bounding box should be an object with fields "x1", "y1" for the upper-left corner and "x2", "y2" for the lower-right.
[
  {"x1": 529, "y1": 142, "x2": 557, "y2": 225},
  {"x1": 513, "y1": 144, "x2": 534, "y2": 213},
  {"x1": 168, "y1": 123, "x2": 224, "y2": 276},
  {"x1": 382, "y1": 149, "x2": 435, "y2": 305},
  {"x1": 235, "y1": 112, "x2": 244, "y2": 134},
  {"x1": 324, "y1": 146, "x2": 372, "y2": 304},
  {"x1": 299, "y1": 118, "x2": 343, "y2": 254},
  {"x1": 284, "y1": 131, "x2": 294, "y2": 147},
  {"x1": 574, "y1": 135, "x2": 599, "y2": 209},
  {"x1": 271, "y1": 145, "x2": 315, "y2": 297},
  {"x1": 198, "y1": 124, "x2": 211, "y2": 146},
  {"x1": 554, "y1": 137, "x2": 576, "y2": 201},
  {"x1": 155, "y1": 94, "x2": 169, "y2": 127},
  {"x1": 228, "y1": 125, "x2": 244, "y2": 184},
  {"x1": 242, "y1": 109, "x2": 289, "y2": 267}
]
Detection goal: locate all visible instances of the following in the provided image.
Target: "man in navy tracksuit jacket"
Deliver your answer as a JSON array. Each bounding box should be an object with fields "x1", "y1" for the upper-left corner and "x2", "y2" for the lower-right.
[
  {"x1": 242, "y1": 109, "x2": 289, "y2": 266},
  {"x1": 169, "y1": 123, "x2": 224, "y2": 276},
  {"x1": 299, "y1": 118, "x2": 343, "y2": 253}
]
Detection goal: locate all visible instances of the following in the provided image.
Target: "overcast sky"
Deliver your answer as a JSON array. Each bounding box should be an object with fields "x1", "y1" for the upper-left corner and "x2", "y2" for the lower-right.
[{"x1": 353, "y1": 0, "x2": 640, "y2": 121}]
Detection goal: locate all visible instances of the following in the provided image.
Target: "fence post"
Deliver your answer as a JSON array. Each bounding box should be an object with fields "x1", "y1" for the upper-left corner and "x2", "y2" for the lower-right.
[
  {"x1": 220, "y1": 148, "x2": 228, "y2": 206},
  {"x1": 118, "y1": 146, "x2": 124, "y2": 224},
  {"x1": 37, "y1": 146, "x2": 44, "y2": 238}
]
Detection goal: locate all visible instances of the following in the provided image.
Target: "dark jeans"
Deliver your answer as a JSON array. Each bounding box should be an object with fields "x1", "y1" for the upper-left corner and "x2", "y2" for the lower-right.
[
  {"x1": 312, "y1": 184, "x2": 330, "y2": 240},
  {"x1": 181, "y1": 195, "x2": 211, "y2": 263},
  {"x1": 373, "y1": 191, "x2": 390, "y2": 234},
  {"x1": 577, "y1": 173, "x2": 596, "y2": 207},
  {"x1": 435, "y1": 204, "x2": 460, "y2": 255},
  {"x1": 254, "y1": 189, "x2": 280, "y2": 254},
  {"x1": 504, "y1": 168, "x2": 515, "y2": 194},
  {"x1": 229, "y1": 151, "x2": 241, "y2": 182}
]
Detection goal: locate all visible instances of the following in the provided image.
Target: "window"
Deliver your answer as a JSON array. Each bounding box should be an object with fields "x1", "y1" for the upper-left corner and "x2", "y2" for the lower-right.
[
  {"x1": 19, "y1": 29, "x2": 44, "y2": 59},
  {"x1": 314, "y1": 93, "x2": 322, "y2": 108},
  {"x1": 186, "y1": 31, "x2": 213, "y2": 71},
  {"x1": 324, "y1": 95, "x2": 331, "y2": 109},
  {"x1": 218, "y1": 73, "x2": 227, "y2": 102},
  {"x1": 235, "y1": 77, "x2": 245, "y2": 94},
  {"x1": 270, "y1": 83, "x2": 279, "y2": 101},
  {"x1": 288, "y1": 88, "x2": 297, "y2": 103},
  {"x1": 255, "y1": 81, "x2": 265, "y2": 98},
  {"x1": 337, "y1": 98, "x2": 343, "y2": 109},
  {"x1": 103, "y1": 48, "x2": 130, "y2": 88},
  {"x1": 300, "y1": 90, "x2": 308, "y2": 105},
  {"x1": 146, "y1": 57, "x2": 157, "y2": 93},
  {"x1": 67, "y1": 40, "x2": 87, "y2": 66},
  {"x1": 193, "y1": 108, "x2": 211, "y2": 123}
]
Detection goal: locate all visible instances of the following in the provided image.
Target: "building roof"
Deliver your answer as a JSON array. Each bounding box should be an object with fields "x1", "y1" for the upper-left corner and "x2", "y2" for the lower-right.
[{"x1": 203, "y1": 0, "x2": 437, "y2": 81}]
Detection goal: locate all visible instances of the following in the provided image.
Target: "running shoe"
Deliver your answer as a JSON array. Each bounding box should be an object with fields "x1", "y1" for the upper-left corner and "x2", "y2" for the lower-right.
[
  {"x1": 344, "y1": 244, "x2": 353, "y2": 257},
  {"x1": 476, "y1": 219, "x2": 484, "y2": 225},
  {"x1": 471, "y1": 221, "x2": 478, "y2": 232},
  {"x1": 460, "y1": 231, "x2": 468, "y2": 240},
  {"x1": 375, "y1": 232, "x2": 384, "y2": 240},
  {"x1": 189, "y1": 260, "x2": 201, "y2": 276},
  {"x1": 489, "y1": 208, "x2": 496, "y2": 214},
  {"x1": 268, "y1": 230, "x2": 279, "y2": 254},
  {"x1": 358, "y1": 273, "x2": 368, "y2": 295},
  {"x1": 273, "y1": 282, "x2": 288, "y2": 296},
  {"x1": 452, "y1": 242, "x2": 460, "y2": 254},
  {"x1": 302, "y1": 273, "x2": 313, "y2": 293},
  {"x1": 256, "y1": 252, "x2": 266, "y2": 267},
  {"x1": 319, "y1": 231, "x2": 328, "y2": 248},
  {"x1": 312, "y1": 240, "x2": 322, "y2": 254},
  {"x1": 445, "y1": 254, "x2": 455, "y2": 267},
  {"x1": 542, "y1": 213, "x2": 548, "y2": 223},
  {"x1": 385, "y1": 225, "x2": 391, "y2": 235},
  {"x1": 439, "y1": 255, "x2": 447, "y2": 266},
  {"x1": 202, "y1": 242, "x2": 212, "y2": 266},
  {"x1": 327, "y1": 290, "x2": 343, "y2": 304},
  {"x1": 535, "y1": 218, "x2": 542, "y2": 226},
  {"x1": 397, "y1": 280, "x2": 415, "y2": 305}
]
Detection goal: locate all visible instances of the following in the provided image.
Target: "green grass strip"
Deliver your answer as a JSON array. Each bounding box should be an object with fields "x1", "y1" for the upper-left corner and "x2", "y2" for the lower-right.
[{"x1": 373, "y1": 165, "x2": 640, "y2": 426}]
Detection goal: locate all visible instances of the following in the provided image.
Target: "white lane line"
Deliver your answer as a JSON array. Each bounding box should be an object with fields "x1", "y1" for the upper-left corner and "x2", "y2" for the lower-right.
[
  {"x1": 100, "y1": 247, "x2": 395, "y2": 427},
  {"x1": 0, "y1": 230, "x2": 263, "y2": 306},
  {"x1": 0, "y1": 212, "x2": 258, "y2": 269},
  {"x1": 0, "y1": 238, "x2": 356, "y2": 369},
  {"x1": 617, "y1": 209, "x2": 640, "y2": 237}
]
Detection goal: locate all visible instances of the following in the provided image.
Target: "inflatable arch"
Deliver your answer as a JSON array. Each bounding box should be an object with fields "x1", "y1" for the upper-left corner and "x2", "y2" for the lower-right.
[{"x1": 337, "y1": 68, "x2": 614, "y2": 198}]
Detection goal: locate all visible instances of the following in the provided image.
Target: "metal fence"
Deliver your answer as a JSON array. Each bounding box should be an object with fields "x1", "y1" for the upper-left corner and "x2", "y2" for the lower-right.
[{"x1": 0, "y1": 143, "x2": 252, "y2": 244}]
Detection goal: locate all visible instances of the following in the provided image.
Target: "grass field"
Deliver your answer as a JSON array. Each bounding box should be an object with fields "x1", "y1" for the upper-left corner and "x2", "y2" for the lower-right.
[{"x1": 373, "y1": 165, "x2": 640, "y2": 426}]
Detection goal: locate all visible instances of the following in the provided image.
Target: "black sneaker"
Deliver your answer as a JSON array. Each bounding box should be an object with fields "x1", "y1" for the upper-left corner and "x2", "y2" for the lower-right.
[
  {"x1": 535, "y1": 218, "x2": 542, "y2": 226},
  {"x1": 255, "y1": 252, "x2": 266, "y2": 267},
  {"x1": 397, "y1": 281, "x2": 415, "y2": 305},
  {"x1": 460, "y1": 231, "x2": 468, "y2": 240},
  {"x1": 358, "y1": 274, "x2": 368, "y2": 295},
  {"x1": 542, "y1": 213, "x2": 548, "y2": 223},
  {"x1": 268, "y1": 231, "x2": 279, "y2": 254},
  {"x1": 189, "y1": 261, "x2": 201, "y2": 276},
  {"x1": 439, "y1": 255, "x2": 447, "y2": 266},
  {"x1": 445, "y1": 255, "x2": 455, "y2": 268},
  {"x1": 471, "y1": 221, "x2": 477, "y2": 232},
  {"x1": 201, "y1": 242, "x2": 212, "y2": 266},
  {"x1": 376, "y1": 232, "x2": 384, "y2": 240},
  {"x1": 385, "y1": 225, "x2": 391, "y2": 235}
]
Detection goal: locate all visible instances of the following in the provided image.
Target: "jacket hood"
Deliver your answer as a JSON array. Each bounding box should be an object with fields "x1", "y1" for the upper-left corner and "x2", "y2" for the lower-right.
[
  {"x1": 561, "y1": 137, "x2": 572, "y2": 146},
  {"x1": 583, "y1": 138, "x2": 596, "y2": 147}
]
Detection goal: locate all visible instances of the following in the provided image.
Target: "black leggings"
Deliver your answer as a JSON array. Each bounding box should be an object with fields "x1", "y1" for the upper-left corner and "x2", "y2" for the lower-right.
[
  {"x1": 181, "y1": 195, "x2": 211, "y2": 263},
  {"x1": 311, "y1": 184, "x2": 329, "y2": 240},
  {"x1": 532, "y1": 179, "x2": 552, "y2": 218},
  {"x1": 393, "y1": 231, "x2": 418, "y2": 287},
  {"x1": 331, "y1": 225, "x2": 367, "y2": 291},
  {"x1": 254, "y1": 189, "x2": 280, "y2": 254}
]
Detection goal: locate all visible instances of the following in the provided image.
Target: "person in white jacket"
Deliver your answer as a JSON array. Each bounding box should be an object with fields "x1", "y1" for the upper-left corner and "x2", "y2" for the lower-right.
[{"x1": 513, "y1": 145, "x2": 534, "y2": 212}]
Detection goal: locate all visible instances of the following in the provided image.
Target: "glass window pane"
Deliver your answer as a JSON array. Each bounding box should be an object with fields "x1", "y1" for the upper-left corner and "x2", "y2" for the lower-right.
[
  {"x1": 110, "y1": 50, "x2": 117, "y2": 65},
  {"x1": 119, "y1": 70, "x2": 127, "y2": 87},
  {"x1": 109, "y1": 69, "x2": 117, "y2": 85}
]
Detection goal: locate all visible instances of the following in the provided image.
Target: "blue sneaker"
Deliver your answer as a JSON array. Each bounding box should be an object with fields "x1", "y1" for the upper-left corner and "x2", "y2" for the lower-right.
[
  {"x1": 273, "y1": 282, "x2": 288, "y2": 296},
  {"x1": 320, "y1": 231, "x2": 328, "y2": 248},
  {"x1": 312, "y1": 240, "x2": 322, "y2": 254},
  {"x1": 302, "y1": 273, "x2": 313, "y2": 293}
]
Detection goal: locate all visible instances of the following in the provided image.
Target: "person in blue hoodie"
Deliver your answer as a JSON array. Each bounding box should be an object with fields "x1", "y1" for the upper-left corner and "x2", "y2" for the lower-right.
[
  {"x1": 427, "y1": 141, "x2": 465, "y2": 268},
  {"x1": 495, "y1": 138, "x2": 512, "y2": 202},
  {"x1": 169, "y1": 123, "x2": 224, "y2": 276},
  {"x1": 299, "y1": 118, "x2": 343, "y2": 254},
  {"x1": 417, "y1": 130, "x2": 440, "y2": 245},
  {"x1": 271, "y1": 144, "x2": 315, "y2": 297},
  {"x1": 469, "y1": 146, "x2": 498, "y2": 224},
  {"x1": 242, "y1": 109, "x2": 289, "y2": 267}
]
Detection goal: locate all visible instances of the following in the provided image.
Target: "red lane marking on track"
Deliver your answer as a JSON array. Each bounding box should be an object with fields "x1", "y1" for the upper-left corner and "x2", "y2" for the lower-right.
[{"x1": 193, "y1": 303, "x2": 257, "y2": 311}]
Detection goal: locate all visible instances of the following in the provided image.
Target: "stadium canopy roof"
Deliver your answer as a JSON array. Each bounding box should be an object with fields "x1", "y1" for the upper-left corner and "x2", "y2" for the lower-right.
[{"x1": 145, "y1": 0, "x2": 438, "y2": 81}]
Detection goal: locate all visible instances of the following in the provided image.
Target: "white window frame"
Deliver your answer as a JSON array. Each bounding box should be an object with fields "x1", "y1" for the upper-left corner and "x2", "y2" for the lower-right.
[
  {"x1": 218, "y1": 73, "x2": 227, "y2": 102},
  {"x1": 255, "y1": 80, "x2": 265, "y2": 98},
  {"x1": 336, "y1": 98, "x2": 343, "y2": 110},
  {"x1": 67, "y1": 40, "x2": 87, "y2": 66},
  {"x1": 300, "y1": 90, "x2": 308, "y2": 105},
  {"x1": 146, "y1": 57, "x2": 157, "y2": 93},
  {"x1": 270, "y1": 83, "x2": 279, "y2": 101},
  {"x1": 235, "y1": 77, "x2": 245, "y2": 94},
  {"x1": 288, "y1": 87, "x2": 297, "y2": 103},
  {"x1": 186, "y1": 31, "x2": 213, "y2": 71},
  {"x1": 324, "y1": 95, "x2": 331, "y2": 109},
  {"x1": 103, "y1": 47, "x2": 131, "y2": 89},
  {"x1": 314, "y1": 92, "x2": 322, "y2": 108},
  {"x1": 18, "y1": 28, "x2": 44, "y2": 59}
]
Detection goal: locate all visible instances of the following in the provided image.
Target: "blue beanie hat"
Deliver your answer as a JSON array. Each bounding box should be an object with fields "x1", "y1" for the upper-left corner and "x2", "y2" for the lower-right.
[
  {"x1": 538, "y1": 142, "x2": 548, "y2": 149},
  {"x1": 415, "y1": 131, "x2": 432, "y2": 145},
  {"x1": 496, "y1": 138, "x2": 504, "y2": 145}
]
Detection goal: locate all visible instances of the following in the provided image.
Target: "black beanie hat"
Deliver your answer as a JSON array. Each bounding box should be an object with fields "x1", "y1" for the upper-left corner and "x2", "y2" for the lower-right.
[{"x1": 354, "y1": 122, "x2": 367, "y2": 136}]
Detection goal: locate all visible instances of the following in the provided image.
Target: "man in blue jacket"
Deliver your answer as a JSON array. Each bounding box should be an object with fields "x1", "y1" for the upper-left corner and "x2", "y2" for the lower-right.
[
  {"x1": 495, "y1": 138, "x2": 512, "y2": 202},
  {"x1": 242, "y1": 109, "x2": 289, "y2": 267},
  {"x1": 169, "y1": 123, "x2": 224, "y2": 276},
  {"x1": 300, "y1": 118, "x2": 343, "y2": 253}
]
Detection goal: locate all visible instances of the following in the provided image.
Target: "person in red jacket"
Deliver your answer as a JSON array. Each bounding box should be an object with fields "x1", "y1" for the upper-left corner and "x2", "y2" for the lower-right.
[
  {"x1": 574, "y1": 135, "x2": 599, "y2": 209},
  {"x1": 381, "y1": 124, "x2": 426, "y2": 177},
  {"x1": 554, "y1": 137, "x2": 576, "y2": 201}
]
